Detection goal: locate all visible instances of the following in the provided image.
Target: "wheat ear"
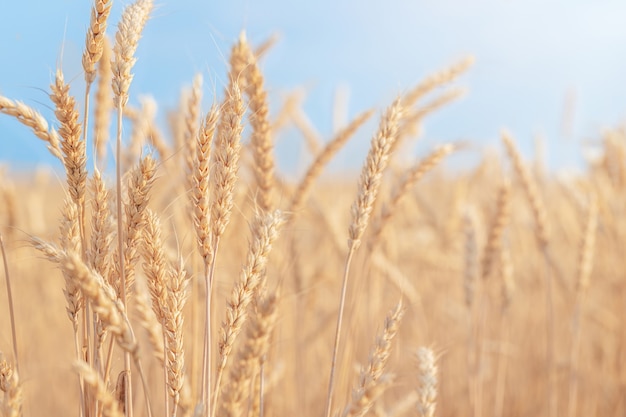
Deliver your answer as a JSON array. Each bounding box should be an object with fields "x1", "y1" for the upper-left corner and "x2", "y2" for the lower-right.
[
  {"x1": 94, "y1": 37, "x2": 113, "y2": 167},
  {"x1": 89, "y1": 168, "x2": 114, "y2": 279},
  {"x1": 60, "y1": 197, "x2": 85, "y2": 330},
  {"x1": 0, "y1": 96, "x2": 63, "y2": 160},
  {"x1": 124, "y1": 96, "x2": 156, "y2": 169},
  {"x1": 211, "y1": 83, "x2": 245, "y2": 244},
  {"x1": 82, "y1": 0, "x2": 113, "y2": 175},
  {"x1": 241, "y1": 39, "x2": 275, "y2": 212},
  {"x1": 214, "y1": 210, "x2": 285, "y2": 414},
  {"x1": 369, "y1": 144, "x2": 455, "y2": 251},
  {"x1": 221, "y1": 291, "x2": 279, "y2": 417},
  {"x1": 341, "y1": 301, "x2": 405, "y2": 417},
  {"x1": 113, "y1": 154, "x2": 157, "y2": 298},
  {"x1": 290, "y1": 109, "x2": 375, "y2": 214},
  {"x1": 183, "y1": 74, "x2": 204, "y2": 196},
  {"x1": 75, "y1": 360, "x2": 124, "y2": 417},
  {"x1": 135, "y1": 289, "x2": 165, "y2": 364},
  {"x1": 481, "y1": 177, "x2": 511, "y2": 281},
  {"x1": 192, "y1": 106, "x2": 219, "y2": 263},
  {"x1": 83, "y1": 0, "x2": 113, "y2": 85},
  {"x1": 35, "y1": 243, "x2": 154, "y2": 417},
  {"x1": 393, "y1": 88, "x2": 467, "y2": 155},
  {"x1": 403, "y1": 56, "x2": 474, "y2": 107},
  {"x1": 139, "y1": 207, "x2": 171, "y2": 410},
  {"x1": 501, "y1": 131, "x2": 549, "y2": 247},
  {"x1": 141, "y1": 209, "x2": 169, "y2": 323},
  {"x1": 51, "y1": 70, "x2": 88, "y2": 253},
  {"x1": 164, "y1": 258, "x2": 191, "y2": 416},
  {"x1": 326, "y1": 98, "x2": 403, "y2": 417},
  {"x1": 124, "y1": 104, "x2": 170, "y2": 161},
  {"x1": 416, "y1": 347, "x2": 438, "y2": 417},
  {"x1": 463, "y1": 209, "x2": 478, "y2": 309}
]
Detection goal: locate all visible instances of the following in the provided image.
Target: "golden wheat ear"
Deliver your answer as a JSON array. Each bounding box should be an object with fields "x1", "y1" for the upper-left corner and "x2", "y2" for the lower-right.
[
  {"x1": 0, "y1": 96, "x2": 64, "y2": 160},
  {"x1": 213, "y1": 210, "x2": 285, "y2": 415},
  {"x1": 341, "y1": 301, "x2": 405, "y2": 417},
  {"x1": 416, "y1": 347, "x2": 438, "y2": 417}
]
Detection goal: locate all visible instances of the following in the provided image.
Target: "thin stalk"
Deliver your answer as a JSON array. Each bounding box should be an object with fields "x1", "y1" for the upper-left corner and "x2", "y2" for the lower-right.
[
  {"x1": 324, "y1": 245, "x2": 356, "y2": 417},
  {"x1": 542, "y1": 247, "x2": 556, "y2": 417},
  {"x1": 190, "y1": 254, "x2": 200, "y2": 406},
  {"x1": 103, "y1": 337, "x2": 115, "y2": 385},
  {"x1": 133, "y1": 355, "x2": 154, "y2": 417},
  {"x1": 473, "y1": 286, "x2": 489, "y2": 417},
  {"x1": 0, "y1": 233, "x2": 19, "y2": 371},
  {"x1": 162, "y1": 318, "x2": 170, "y2": 417},
  {"x1": 493, "y1": 312, "x2": 510, "y2": 417},
  {"x1": 200, "y1": 260, "x2": 212, "y2": 417},
  {"x1": 208, "y1": 240, "x2": 221, "y2": 417},
  {"x1": 73, "y1": 321, "x2": 87, "y2": 417},
  {"x1": 115, "y1": 104, "x2": 133, "y2": 417},
  {"x1": 259, "y1": 363, "x2": 266, "y2": 417}
]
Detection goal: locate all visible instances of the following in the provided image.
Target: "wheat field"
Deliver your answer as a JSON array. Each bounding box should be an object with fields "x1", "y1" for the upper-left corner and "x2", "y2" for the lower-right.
[{"x1": 1, "y1": 1, "x2": 625, "y2": 417}]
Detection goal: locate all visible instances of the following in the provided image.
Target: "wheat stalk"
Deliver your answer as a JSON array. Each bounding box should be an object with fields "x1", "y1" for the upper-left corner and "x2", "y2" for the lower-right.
[
  {"x1": 326, "y1": 98, "x2": 403, "y2": 417},
  {"x1": 0, "y1": 235, "x2": 19, "y2": 375}
]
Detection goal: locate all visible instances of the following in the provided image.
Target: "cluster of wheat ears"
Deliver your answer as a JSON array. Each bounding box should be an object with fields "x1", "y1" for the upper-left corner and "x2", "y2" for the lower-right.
[{"x1": 1, "y1": 1, "x2": 624, "y2": 417}]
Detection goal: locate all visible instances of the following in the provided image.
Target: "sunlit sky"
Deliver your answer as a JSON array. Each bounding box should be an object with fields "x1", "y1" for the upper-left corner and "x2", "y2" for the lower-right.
[{"x1": 2, "y1": 0, "x2": 626, "y2": 174}]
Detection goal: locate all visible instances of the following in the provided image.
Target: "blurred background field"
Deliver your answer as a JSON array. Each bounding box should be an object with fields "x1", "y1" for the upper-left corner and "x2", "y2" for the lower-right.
[{"x1": 2, "y1": 2, "x2": 626, "y2": 417}]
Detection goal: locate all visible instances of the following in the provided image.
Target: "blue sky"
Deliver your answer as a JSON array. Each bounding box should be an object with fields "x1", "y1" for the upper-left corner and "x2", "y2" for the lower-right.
[{"x1": 2, "y1": 0, "x2": 626, "y2": 174}]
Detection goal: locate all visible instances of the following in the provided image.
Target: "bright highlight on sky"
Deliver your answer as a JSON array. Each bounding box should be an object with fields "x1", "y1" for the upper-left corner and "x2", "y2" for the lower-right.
[{"x1": 1, "y1": 0, "x2": 626, "y2": 173}]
